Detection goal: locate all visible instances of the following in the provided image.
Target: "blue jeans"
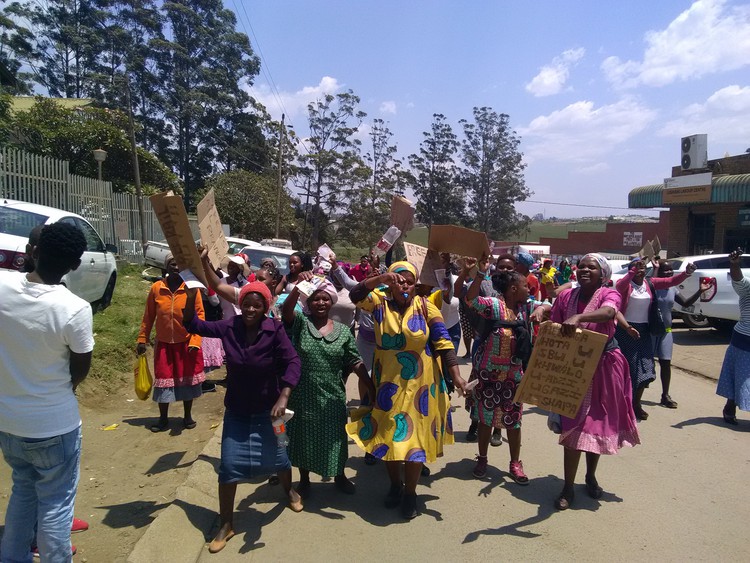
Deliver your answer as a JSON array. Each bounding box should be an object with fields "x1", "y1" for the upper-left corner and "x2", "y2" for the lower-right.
[
  {"x1": 447, "y1": 322, "x2": 462, "y2": 353},
  {"x1": 0, "y1": 426, "x2": 81, "y2": 563}
]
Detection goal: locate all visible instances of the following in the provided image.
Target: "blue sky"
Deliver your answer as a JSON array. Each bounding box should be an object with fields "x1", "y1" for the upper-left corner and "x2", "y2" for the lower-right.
[{"x1": 232, "y1": 0, "x2": 750, "y2": 219}]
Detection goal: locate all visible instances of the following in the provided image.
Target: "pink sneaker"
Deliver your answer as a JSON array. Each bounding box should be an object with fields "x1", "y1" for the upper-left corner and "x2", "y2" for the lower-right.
[
  {"x1": 509, "y1": 460, "x2": 529, "y2": 485},
  {"x1": 72, "y1": 517, "x2": 89, "y2": 533}
]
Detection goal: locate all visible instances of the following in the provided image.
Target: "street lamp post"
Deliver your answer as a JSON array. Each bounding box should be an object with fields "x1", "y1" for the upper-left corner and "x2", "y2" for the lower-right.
[{"x1": 93, "y1": 148, "x2": 107, "y2": 181}]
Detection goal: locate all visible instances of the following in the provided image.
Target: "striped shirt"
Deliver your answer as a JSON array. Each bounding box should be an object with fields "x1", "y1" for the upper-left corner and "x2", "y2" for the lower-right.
[{"x1": 732, "y1": 278, "x2": 750, "y2": 337}]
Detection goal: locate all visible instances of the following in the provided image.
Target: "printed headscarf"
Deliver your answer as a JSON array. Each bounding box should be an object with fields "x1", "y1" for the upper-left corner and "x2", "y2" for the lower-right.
[
  {"x1": 516, "y1": 252, "x2": 535, "y2": 267},
  {"x1": 580, "y1": 253, "x2": 612, "y2": 284},
  {"x1": 304, "y1": 279, "x2": 339, "y2": 313},
  {"x1": 388, "y1": 260, "x2": 418, "y2": 278}
]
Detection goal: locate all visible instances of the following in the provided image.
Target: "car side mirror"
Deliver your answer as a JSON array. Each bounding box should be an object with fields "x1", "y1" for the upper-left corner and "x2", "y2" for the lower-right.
[{"x1": 105, "y1": 244, "x2": 118, "y2": 254}]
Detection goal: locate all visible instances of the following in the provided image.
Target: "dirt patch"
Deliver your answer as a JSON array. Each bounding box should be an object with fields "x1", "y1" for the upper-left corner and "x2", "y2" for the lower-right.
[{"x1": 0, "y1": 370, "x2": 227, "y2": 562}]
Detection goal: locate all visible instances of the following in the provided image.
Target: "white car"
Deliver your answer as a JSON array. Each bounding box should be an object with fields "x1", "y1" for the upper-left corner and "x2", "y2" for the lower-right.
[
  {"x1": 0, "y1": 199, "x2": 118, "y2": 306},
  {"x1": 240, "y1": 244, "x2": 297, "y2": 275},
  {"x1": 226, "y1": 236, "x2": 261, "y2": 255},
  {"x1": 668, "y1": 254, "x2": 750, "y2": 329}
]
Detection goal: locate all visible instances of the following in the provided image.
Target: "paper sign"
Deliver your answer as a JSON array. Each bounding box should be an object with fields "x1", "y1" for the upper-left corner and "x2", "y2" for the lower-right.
[
  {"x1": 390, "y1": 196, "x2": 416, "y2": 234},
  {"x1": 296, "y1": 275, "x2": 325, "y2": 298},
  {"x1": 179, "y1": 269, "x2": 206, "y2": 290},
  {"x1": 513, "y1": 322, "x2": 608, "y2": 418},
  {"x1": 428, "y1": 225, "x2": 491, "y2": 259},
  {"x1": 317, "y1": 244, "x2": 333, "y2": 261},
  {"x1": 149, "y1": 192, "x2": 207, "y2": 285},
  {"x1": 434, "y1": 269, "x2": 449, "y2": 290},
  {"x1": 403, "y1": 242, "x2": 441, "y2": 286},
  {"x1": 196, "y1": 189, "x2": 229, "y2": 269}
]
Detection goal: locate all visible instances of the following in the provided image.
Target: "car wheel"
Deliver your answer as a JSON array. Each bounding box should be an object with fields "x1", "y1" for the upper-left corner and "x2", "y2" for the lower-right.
[
  {"x1": 682, "y1": 313, "x2": 710, "y2": 329},
  {"x1": 99, "y1": 273, "x2": 117, "y2": 310}
]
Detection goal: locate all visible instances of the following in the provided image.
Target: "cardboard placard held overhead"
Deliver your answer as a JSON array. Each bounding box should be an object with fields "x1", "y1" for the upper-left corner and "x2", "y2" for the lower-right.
[
  {"x1": 637, "y1": 240, "x2": 655, "y2": 260},
  {"x1": 514, "y1": 322, "x2": 608, "y2": 418},
  {"x1": 651, "y1": 235, "x2": 662, "y2": 257},
  {"x1": 196, "y1": 189, "x2": 229, "y2": 269},
  {"x1": 390, "y1": 196, "x2": 416, "y2": 234},
  {"x1": 149, "y1": 192, "x2": 206, "y2": 285},
  {"x1": 428, "y1": 225, "x2": 491, "y2": 259},
  {"x1": 402, "y1": 242, "x2": 442, "y2": 287}
]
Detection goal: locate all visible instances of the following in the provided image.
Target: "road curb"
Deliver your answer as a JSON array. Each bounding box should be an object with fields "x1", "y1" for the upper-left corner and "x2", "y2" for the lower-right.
[{"x1": 127, "y1": 423, "x2": 223, "y2": 563}]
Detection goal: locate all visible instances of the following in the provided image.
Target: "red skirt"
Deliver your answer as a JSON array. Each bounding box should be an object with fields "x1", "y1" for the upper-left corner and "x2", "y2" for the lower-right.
[{"x1": 153, "y1": 341, "x2": 205, "y2": 388}]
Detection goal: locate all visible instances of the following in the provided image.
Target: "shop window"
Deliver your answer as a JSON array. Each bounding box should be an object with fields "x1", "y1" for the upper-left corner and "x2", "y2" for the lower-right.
[{"x1": 689, "y1": 213, "x2": 715, "y2": 255}]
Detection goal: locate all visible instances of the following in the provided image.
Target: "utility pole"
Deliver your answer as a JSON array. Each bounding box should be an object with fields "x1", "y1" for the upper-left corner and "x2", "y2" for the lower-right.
[
  {"x1": 275, "y1": 113, "x2": 285, "y2": 238},
  {"x1": 124, "y1": 76, "x2": 146, "y2": 252}
]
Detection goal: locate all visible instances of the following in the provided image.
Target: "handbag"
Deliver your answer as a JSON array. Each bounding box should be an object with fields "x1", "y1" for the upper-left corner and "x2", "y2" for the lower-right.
[
  {"x1": 134, "y1": 354, "x2": 153, "y2": 401},
  {"x1": 645, "y1": 278, "x2": 667, "y2": 336}
]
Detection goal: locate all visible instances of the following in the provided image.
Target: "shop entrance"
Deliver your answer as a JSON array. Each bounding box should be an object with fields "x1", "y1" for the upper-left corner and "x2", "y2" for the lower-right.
[
  {"x1": 689, "y1": 212, "x2": 715, "y2": 254},
  {"x1": 724, "y1": 228, "x2": 750, "y2": 254}
]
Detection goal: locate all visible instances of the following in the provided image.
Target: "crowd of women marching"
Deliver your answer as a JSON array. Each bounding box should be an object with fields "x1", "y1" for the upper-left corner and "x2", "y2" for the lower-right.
[{"x1": 135, "y1": 244, "x2": 750, "y2": 553}]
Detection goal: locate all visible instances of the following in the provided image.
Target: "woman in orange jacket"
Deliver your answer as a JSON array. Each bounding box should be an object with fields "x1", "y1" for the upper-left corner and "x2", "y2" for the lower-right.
[{"x1": 137, "y1": 254, "x2": 206, "y2": 432}]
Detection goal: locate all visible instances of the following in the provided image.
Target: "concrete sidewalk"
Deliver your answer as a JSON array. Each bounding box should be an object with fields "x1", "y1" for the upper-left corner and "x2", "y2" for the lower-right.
[{"x1": 127, "y1": 326, "x2": 744, "y2": 562}]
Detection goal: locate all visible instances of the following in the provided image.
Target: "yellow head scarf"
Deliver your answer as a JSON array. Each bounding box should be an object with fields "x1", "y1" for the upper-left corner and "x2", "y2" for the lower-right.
[{"x1": 388, "y1": 260, "x2": 418, "y2": 278}]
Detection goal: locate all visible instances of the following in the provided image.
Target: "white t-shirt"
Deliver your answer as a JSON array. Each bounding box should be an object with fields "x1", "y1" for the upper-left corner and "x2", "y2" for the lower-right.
[
  {"x1": 441, "y1": 274, "x2": 461, "y2": 328},
  {"x1": 0, "y1": 271, "x2": 94, "y2": 438},
  {"x1": 625, "y1": 282, "x2": 651, "y2": 324}
]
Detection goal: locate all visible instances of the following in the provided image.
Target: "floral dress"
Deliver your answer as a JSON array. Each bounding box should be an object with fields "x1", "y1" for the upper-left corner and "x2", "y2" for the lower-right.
[
  {"x1": 466, "y1": 296, "x2": 524, "y2": 429},
  {"x1": 346, "y1": 293, "x2": 455, "y2": 463}
]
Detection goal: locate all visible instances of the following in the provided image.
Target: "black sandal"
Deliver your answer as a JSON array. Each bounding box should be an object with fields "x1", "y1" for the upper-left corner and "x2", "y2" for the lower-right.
[
  {"x1": 183, "y1": 418, "x2": 197, "y2": 430},
  {"x1": 150, "y1": 419, "x2": 169, "y2": 433},
  {"x1": 585, "y1": 476, "x2": 603, "y2": 499},
  {"x1": 554, "y1": 489, "x2": 575, "y2": 510},
  {"x1": 723, "y1": 408, "x2": 738, "y2": 426}
]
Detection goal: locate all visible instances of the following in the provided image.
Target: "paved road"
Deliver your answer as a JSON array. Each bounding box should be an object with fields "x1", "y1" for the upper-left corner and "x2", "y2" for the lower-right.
[{"x1": 129, "y1": 321, "x2": 750, "y2": 562}]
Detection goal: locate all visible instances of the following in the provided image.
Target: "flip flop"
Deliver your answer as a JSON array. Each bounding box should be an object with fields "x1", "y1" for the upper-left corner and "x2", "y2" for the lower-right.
[
  {"x1": 208, "y1": 530, "x2": 235, "y2": 553},
  {"x1": 150, "y1": 420, "x2": 169, "y2": 433}
]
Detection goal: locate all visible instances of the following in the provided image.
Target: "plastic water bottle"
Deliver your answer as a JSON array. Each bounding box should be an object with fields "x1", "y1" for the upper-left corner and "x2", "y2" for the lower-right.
[
  {"x1": 272, "y1": 418, "x2": 289, "y2": 447},
  {"x1": 373, "y1": 225, "x2": 402, "y2": 256}
]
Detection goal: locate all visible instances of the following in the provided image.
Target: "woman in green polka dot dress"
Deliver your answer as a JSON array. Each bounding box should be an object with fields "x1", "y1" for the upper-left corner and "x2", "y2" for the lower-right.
[{"x1": 282, "y1": 272, "x2": 375, "y2": 498}]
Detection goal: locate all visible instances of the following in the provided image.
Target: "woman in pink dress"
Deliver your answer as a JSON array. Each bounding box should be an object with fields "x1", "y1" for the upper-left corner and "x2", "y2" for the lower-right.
[{"x1": 533, "y1": 253, "x2": 640, "y2": 510}]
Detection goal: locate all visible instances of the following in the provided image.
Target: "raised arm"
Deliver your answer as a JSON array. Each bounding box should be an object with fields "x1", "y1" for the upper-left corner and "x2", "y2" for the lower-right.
[
  {"x1": 729, "y1": 248, "x2": 744, "y2": 283},
  {"x1": 199, "y1": 247, "x2": 237, "y2": 304},
  {"x1": 350, "y1": 272, "x2": 403, "y2": 303}
]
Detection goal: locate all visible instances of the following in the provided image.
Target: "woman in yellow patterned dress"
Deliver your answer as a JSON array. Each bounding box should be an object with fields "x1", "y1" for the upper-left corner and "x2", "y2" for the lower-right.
[{"x1": 346, "y1": 261, "x2": 468, "y2": 520}]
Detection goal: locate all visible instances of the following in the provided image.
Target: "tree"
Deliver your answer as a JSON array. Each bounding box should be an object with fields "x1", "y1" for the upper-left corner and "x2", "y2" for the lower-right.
[
  {"x1": 204, "y1": 169, "x2": 296, "y2": 240},
  {"x1": 340, "y1": 118, "x2": 403, "y2": 247},
  {"x1": 8, "y1": 97, "x2": 180, "y2": 192},
  {"x1": 297, "y1": 90, "x2": 366, "y2": 247},
  {"x1": 154, "y1": 0, "x2": 260, "y2": 208},
  {"x1": 16, "y1": 0, "x2": 107, "y2": 98},
  {"x1": 459, "y1": 107, "x2": 530, "y2": 238},
  {"x1": 0, "y1": 3, "x2": 38, "y2": 94},
  {"x1": 408, "y1": 113, "x2": 464, "y2": 227}
]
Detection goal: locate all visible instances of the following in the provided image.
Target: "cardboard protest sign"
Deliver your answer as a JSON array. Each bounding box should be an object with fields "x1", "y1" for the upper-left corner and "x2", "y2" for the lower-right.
[
  {"x1": 651, "y1": 235, "x2": 662, "y2": 257},
  {"x1": 149, "y1": 192, "x2": 206, "y2": 285},
  {"x1": 514, "y1": 322, "x2": 608, "y2": 418},
  {"x1": 428, "y1": 225, "x2": 491, "y2": 259},
  {"x1": 637, "y1": 240, "x2": 655, "y2": 260},
  {"x1": 390, "y1": 196, "x2": 416, "y2": 234},
  {"x1": 196, "y1": 189, "x2": 229, "y2": 269},
  {"x1": 402, "y1": 242, "x2": 442, "y2": 286}
]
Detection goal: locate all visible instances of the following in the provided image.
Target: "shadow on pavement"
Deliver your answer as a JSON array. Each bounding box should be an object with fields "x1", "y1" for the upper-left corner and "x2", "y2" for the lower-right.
[
  {"x1": 98, "y1": 499, "x2": 170, "y2": 529},
  {"x1": 144, "y1": 451, "x2": 192, "y2": 476},
  {"x1": 461, "y1": 474, "x2": 623, "y2": 544},
  {"x1": 672, "y1": 416, "x2": 750, "y2": 432},
  {"x1": 672, "y1": 329, "x2": 730, "y2": 347},
  {"x1": 120, "y1": 416, "x2": 191, "y2": 437}
]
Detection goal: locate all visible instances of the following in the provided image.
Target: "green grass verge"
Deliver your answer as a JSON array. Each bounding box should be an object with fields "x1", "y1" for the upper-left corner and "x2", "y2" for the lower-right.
[{"x1": 89, "y1": 263, "x2": 152, "y2": 387}]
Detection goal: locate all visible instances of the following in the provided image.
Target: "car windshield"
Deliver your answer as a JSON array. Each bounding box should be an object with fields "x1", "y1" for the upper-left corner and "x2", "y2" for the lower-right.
[
  {"x1": 0, "y1": 207, "x2": 49, "y2": 237},
  {"x1": 242, "y1": 248, "x2": 291, "y2": 274}
]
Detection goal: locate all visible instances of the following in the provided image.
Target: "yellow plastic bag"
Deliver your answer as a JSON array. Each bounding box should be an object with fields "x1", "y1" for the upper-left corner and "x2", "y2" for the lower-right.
[{"x1": 134, "y1": 355, "x2": 153, "y2": 401}]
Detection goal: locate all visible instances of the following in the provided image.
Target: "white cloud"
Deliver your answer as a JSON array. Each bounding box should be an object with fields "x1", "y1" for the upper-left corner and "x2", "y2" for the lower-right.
[
  {"x1": 519, "y1": 97, "x2": 657, "y2": 164},
  {"x1": 246, "y1": 76, "x2": 342, "y2": 120},
  {"x1": 602, "y1": 0, "x2": 750, "y2": 89},
  {"x1": 525, "y1": 48, "x2": 585, "y2": 97},
  {"x1": 379, "y1": 101, "x2": 397, "y2": 114},
  {"x1": 660, "y1": 84, "x2": 750, "y2": 143}
]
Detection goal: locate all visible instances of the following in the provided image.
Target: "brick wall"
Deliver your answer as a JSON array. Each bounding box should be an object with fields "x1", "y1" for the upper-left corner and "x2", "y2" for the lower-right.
[
  {"x1": 539, "y1": 211, "x2": 670, "y2": 256},
  {"x1": 669, "y1": 203, "x2": 747, "y2": 256}
]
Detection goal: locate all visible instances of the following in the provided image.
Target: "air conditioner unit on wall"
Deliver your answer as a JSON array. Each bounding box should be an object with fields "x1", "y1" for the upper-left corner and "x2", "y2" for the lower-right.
[{"x1": 681, "y1": 134, "x2": 708, "y2": 170}]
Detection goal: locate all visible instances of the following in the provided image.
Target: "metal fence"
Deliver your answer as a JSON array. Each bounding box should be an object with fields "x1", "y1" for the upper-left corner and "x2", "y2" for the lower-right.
[{"x1": 0, "y1": 147, "x2": 162, "y2": 263}]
